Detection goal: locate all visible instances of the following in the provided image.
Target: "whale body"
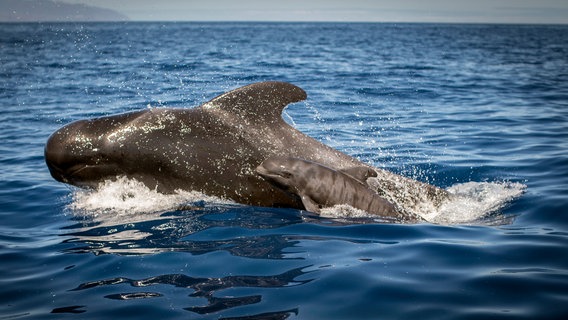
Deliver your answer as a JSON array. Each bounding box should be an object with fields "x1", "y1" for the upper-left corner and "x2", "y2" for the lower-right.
[
  {"x1": 45, "y1": 81, "x2": 448, "y2": 213},
  {"x1": 257, "y1": 157, "x2": 423, "y2": 221}
]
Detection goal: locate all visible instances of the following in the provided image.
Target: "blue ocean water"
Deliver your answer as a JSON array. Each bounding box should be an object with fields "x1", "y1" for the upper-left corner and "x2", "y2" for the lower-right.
[{"x1": 1, "y1": 22, "x2": 567, "y2": 319}]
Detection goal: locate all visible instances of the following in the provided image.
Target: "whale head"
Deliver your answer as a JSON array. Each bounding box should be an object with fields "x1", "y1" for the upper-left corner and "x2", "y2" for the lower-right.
[
  {"x1": 44, "y1": 110, "x2": 171, "y2": 189},
  {"x1": 255, "y1": 157, "x2": 310, "y2": 194}
]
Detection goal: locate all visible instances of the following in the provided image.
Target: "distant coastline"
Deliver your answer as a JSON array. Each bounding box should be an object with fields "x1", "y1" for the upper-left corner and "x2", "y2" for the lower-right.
[
  {"x1": 1, "y1": 0, "x2": 566, "y2": 25},
  {"x1": 0, "y1": 0, "x2": 129, "y2": 22}
]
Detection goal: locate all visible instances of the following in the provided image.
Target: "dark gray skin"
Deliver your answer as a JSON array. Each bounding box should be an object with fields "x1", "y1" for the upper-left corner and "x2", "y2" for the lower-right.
[
  {"x1": 256, "y1": 157, "x2": 421, "y2": 221},
  {"x1": 45, "y1": 81, "x2": 448, "y2": 212}
]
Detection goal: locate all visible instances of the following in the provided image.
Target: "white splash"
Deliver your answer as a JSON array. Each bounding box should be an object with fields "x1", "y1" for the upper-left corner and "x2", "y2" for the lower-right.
[
  {"x1": 423, "y1": 181, "x2": 526, "y2": 224},
  {"x1": 67, "y1": 177, "x2": 526, "y2": 226},
  {"x1": 68, "y1": 176, "x2": 232, "y2": 218},
  {"x1": 315, "y1": 181, "x2": 526, "y2": 225},
  {"x1": 320, "y1": 205, "x2": 372, "y2": 219}
]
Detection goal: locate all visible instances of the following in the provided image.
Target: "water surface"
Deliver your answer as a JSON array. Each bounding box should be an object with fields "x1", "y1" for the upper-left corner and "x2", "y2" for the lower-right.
[{"x1": 1, "y1": 22, "x2": 567, "y2": 319}]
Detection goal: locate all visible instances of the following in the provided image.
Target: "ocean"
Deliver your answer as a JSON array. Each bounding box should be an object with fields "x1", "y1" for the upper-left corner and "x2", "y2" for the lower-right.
[{"x1": 1, "y1": 22, "x2": 567, "y2": 319}]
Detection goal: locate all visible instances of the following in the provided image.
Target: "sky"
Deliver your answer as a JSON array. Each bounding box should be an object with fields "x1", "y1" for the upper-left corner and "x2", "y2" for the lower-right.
[
  {"x1": 5, "y1": 0, "x2": 568, "y2": 24},
  {"x1": 63, "y1": 0, "x2": 568, "y2": 24}
]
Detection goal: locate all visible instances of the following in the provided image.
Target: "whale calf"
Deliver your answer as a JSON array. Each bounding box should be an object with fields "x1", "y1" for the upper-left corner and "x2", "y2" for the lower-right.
[
  {"x1": 256, "y1": 157, "x2": 421, "y2": 221},
  {"x1": 45, "y1": 81, "x2": 448, "y2": 214}
]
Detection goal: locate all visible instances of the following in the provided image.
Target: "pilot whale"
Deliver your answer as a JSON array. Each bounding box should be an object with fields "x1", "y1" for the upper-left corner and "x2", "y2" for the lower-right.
[
  {"x1": 256, "y1": 157, "x2": 421, "y2": 221},
  {"x1": 45, "y1": 81, "x2": 448, "y2": 213}
]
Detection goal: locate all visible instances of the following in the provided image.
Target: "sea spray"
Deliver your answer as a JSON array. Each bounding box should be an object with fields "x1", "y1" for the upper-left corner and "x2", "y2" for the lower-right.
[
  {"x1": 68, "y1": 176, "x2": 232, "y2": 218},
  {"x1": 67, "y1": 176, "x2": 525, "y2": 226},
  {"x1": 424, "y1": 181, "x2": 526, "y2": 224}
]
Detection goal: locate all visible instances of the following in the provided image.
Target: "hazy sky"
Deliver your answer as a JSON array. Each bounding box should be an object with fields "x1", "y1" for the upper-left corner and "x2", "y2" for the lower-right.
[
  {"x1": 11, "y1": 0, "x2": 568, "y2": 24},
  {"x1": 58, "y1": 0, "x2": 568, "y2": 24}
]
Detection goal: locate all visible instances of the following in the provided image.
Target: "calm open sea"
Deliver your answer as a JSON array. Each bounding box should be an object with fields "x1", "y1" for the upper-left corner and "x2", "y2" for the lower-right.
[{"x1": 1, "y1": 22, "x2": 567, "y2": 319}]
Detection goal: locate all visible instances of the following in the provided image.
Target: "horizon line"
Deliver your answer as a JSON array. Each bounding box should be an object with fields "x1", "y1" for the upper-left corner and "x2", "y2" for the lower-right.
[{"x1": 1, "y1": 19, "x2": 567, "y2": 26}]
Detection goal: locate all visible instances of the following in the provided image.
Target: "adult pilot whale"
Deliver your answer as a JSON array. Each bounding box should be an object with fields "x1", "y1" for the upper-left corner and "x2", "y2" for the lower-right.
[{"x1": 45, "y1": 81, "x2": 448, "y2": 214}]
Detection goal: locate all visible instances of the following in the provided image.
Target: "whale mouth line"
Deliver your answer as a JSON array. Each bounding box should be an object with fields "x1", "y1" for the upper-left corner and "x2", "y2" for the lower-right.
[
  {"x1": 255, "y1": 165, "x2": 270, "y2": 177},
  {"x1": 67, "y1": 164, "x2": 90, "y2": 176},
  {"x1": 50, "y1": 163, "x2": 95, "y2": 178},
  {"x1": 256, "y1": 163, "x2": 293, "y2": 180},
  {"x1": 47, "y1": 160, "x2": 122, "y2": 187},
  {"x1": 50, "y1": 164, "x2": 94, "y2": 186},
  {"x1": 255, "y1": 165, "x2": 281, "y2": 181}
]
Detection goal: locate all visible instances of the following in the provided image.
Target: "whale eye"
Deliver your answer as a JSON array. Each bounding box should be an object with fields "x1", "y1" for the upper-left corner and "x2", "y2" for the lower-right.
[{"x1": 279, "y1": 170, "x2": 293, "y2": 179}]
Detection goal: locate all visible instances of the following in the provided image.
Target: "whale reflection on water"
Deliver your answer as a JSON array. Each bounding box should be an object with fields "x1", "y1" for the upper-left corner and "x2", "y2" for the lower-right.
[
  {"x1": 61, "y1": 205, "x2": 335, "y2": 317},
  {"x1": 72, "y1": 265, "x2": 310, "y2": 316}
]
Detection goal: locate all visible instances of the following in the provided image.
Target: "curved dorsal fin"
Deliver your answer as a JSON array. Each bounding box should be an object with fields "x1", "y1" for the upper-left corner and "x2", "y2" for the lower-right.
[
  {"x1": 340, "y1": 166, "x2": 378, "y2": 183},
  {"x1": 202, "y1": 81, "x2": 307, "y2": 122}
]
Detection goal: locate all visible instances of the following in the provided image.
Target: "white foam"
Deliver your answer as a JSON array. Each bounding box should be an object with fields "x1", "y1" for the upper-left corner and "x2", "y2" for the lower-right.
[
  {"x1": 315, "y1": 181, "x2": 526, "y2": 225},
  {"x1": 67, "y1": 176, "x2": 526, "y2": 226},
  {"x1": 422, "y1": 181, "x2": 527, "y2": 224},
  {"x1": 68, "y1": 176, "x2": 232, "y2": 218},
  {"x1": 320, "y1": 204, "x2": 374, "y2": 219}
]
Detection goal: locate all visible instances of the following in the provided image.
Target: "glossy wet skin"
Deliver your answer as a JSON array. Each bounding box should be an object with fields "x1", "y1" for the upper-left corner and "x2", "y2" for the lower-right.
[
  {"x1": 45, "y1": 110, "x2": 148, "y2": 189},
  {"x1": 45, "y1": 81, "x2": 447, "y2": 215},
  {"x1": 256, "y1": 157, "x2": 411, "y2": 219},
  {"x1": 45, "y1": 82, "x2": 365, "y2": 208}
]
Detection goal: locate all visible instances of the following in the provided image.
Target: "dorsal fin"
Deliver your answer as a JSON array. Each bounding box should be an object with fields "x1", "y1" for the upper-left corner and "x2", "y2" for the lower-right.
[
  {"x1": 202, "y1": 81, "x2": 307, "y2": 122},
  {"x1": 340, "y1": 166, "x2": 378, "y2": 183}
]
